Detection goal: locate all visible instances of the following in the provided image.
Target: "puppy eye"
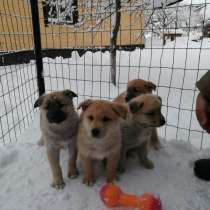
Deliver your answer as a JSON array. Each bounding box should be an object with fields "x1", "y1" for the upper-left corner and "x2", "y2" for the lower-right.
[
  {"x1": 60, "y1": 103, "x2": 68, "y2": 108},
  {"x1": 88, "y1": 115, "x2": 93, "y2": 121},
  {"x1": 145, "y1": 112, "x2": 156, "y2": 116},
  {"x1": 133, "y1": 87, "x2": 138, "y2": 93},
  {"x1": 102, "y1": 116, "x2": 111, "y2": 122},
  {"x1": 45, "y1": 102, "x2": 50, "y2": 109}
]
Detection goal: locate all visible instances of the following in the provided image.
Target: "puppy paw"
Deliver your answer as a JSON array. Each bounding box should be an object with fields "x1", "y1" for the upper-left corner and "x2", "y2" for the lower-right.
[
  {"x1": 153, "y1": 142, "x2": 161, "y2": 150},
  {"x1": 141, "y1": 159, "x2": 154, "y2": 169},
  {"x1": 82, "y1": 176, "x2": 95, "y2": 186},
  {"x1": 106, "y1": 175, "x2": 118, "y2": 183},
  {"x1": 37, "y1": 138, "x2": 44, "y2": 146},
  {"x1": 115, "y1": 174, "x2": 120, "y2": 181},
  {"x1": 117, "y1": 163, "x2": 125, "y2": 174},
  {"x1": 51, "y1": 180, "x2": 65, "y2": 190},
  {"x1": 68, "y1": 168, "x2": 79, "y2": 179},
  {"x1": 117, "y1": 166, "x2": 125, "y2": 174},
  {"x1": 106, "y1": 178, "x2": 114, "y2": 183}
]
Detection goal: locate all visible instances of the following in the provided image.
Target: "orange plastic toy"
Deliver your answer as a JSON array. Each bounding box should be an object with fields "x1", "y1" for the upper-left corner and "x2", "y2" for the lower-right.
[{"x1": 100, "y1": 183, "x2": 162, "y2": 210}]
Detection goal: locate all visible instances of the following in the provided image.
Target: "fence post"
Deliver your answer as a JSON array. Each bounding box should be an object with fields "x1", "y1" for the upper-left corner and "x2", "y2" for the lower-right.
[{"x1": 30, "y1": 0, "x2": 45, "y2": 96}]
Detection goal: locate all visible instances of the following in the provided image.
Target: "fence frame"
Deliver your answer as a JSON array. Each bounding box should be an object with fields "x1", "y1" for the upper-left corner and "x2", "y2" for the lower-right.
[{"x1": 30, "y1": 0, "x2": 45, "y2": 96}]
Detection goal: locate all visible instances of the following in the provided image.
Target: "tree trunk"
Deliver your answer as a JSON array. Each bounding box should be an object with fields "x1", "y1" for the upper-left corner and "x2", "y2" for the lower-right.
[{"x1": 110, "y1": 0, "x2": 121, "y2": 86}]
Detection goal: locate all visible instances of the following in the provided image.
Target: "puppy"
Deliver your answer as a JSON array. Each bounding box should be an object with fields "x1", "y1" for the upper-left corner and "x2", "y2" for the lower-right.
[
  {"x1": 115, "y1": 79, "x2": 160, "y2": 150},
  {"x1": 119, "y1": 94, "x2": 165, "y2": 172},
  {"x1": 115, "y1": 79, "x2": 157, "y2": 103},
  {"x1": 77, "y1": 99, "x2": 127, "y2": 186},
  {"x1": 34, "y1": 90, "x2": 79, "y2": 189}
]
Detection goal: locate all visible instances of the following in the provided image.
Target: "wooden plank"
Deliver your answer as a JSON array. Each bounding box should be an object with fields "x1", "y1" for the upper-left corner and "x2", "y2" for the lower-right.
[{"x1": 0, "y1": 0, "x2": 145, "y2": 52}]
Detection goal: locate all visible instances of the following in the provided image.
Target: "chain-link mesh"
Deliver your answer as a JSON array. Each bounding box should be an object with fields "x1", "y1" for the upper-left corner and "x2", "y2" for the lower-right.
[{"x1": 1, "y1": 0, "x2": 210, "y2": 148}]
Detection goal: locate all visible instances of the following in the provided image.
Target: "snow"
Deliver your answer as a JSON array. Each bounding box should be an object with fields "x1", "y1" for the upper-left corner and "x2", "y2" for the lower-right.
[
  {"x1": 1, "y1": 33, "x2": 210, "y2": 209},
  {"x1": 147, "y1": 0, "x2": 184, "y2": 8},
  {"x1": 0, "y1": 118, "x2": 210, "y2": 210},
  {"x1": 183, "y1": 0, "x2": 210, "y2": 20}
]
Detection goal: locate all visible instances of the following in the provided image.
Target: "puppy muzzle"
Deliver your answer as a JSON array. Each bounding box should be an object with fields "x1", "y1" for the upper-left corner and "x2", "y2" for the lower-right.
[
  {"x1": 47, "y1": 101, "x2": 67, "y2": 124},
  {"x1": 47, "y1": 111, "x2": 66, "y2": 124},
  {"x1": 125, "y1": 94, "x2": 133, "y2": 102}
]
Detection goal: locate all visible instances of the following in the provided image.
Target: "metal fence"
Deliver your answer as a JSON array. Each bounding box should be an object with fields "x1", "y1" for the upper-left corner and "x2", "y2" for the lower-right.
[{"x1": 0, "y1": 0, "x2": 210, "y2": 148}]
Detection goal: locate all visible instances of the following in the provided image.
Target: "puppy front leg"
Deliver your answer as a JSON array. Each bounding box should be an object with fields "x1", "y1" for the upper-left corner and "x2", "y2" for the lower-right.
[
  {"x1": 47, "y1": 148, "x2": 65, "y2": 189},
  {"x1": 106, "y1": 152, "x2": 120, "y2": 183},
  {"x1": 80, "y1": 154, "x2": 95, "y2": 186},
  {"x1": 137, "y1": 141, "x2": 154, "y2": 169},
  {"x1": 37, "y1": 136, "x2": 44, "y2": 146},
  {"x1": 117, "y1": 148, "x2": 127, "y2": 173},
  {"x1": 151, "y1": 129, "x2": 161, "y2": 150},
  {"x1": 68, "y1": 144, "x2": 79, "y2": 179}
]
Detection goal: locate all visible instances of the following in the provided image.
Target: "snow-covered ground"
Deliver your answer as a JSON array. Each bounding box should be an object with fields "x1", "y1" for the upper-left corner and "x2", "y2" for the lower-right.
[
  {"x1": 1, "y1": 118, "x2": 210, "y2": 210},
  {"x1": 1, "y1": 34, "x2": 210, "y2": 209}
]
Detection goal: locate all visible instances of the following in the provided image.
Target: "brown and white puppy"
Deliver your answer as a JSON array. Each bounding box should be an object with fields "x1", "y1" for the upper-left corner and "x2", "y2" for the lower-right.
[
  {"x1": 119, "y1": 94, "x2": 165, "y2": 172},
  {"x1": 77, "y1": 99, "x2": 127, "y2": 186},
  {"x1": 115, "y1": 79, "x2": 160, "y2": 150},
  {"x1": 34, "y1": 90, "x2": 79, "y2": 189}
]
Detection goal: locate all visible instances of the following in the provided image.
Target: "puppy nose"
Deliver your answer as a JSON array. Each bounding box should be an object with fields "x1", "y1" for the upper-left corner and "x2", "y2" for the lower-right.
[
  {"x1": 91, "y1": 128, "x2": 100, "y2": 137},
  {"x1": 125, "y1": 95, "x2": 132, "y2": 102},
  {"x1": 160, "y1": 116, "x2": 166, "y2": 126},
  {"x1": 48, "y1": 101, "x2": 60, "y2": 112}
]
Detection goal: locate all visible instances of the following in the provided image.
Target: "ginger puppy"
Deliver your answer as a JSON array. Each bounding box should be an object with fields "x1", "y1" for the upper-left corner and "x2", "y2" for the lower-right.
[
  {"x1": 115, "y1": 79, "x2": 160, "y2": 150},
  {"x1": 119, "y1": 94, "x2": 165, "y2": 172},
  {"x1": 115, "y1": 79, "x2": 156, "y2": 103},
  {"x1": 34, "y1": 90, "x2": 79, "y2": 189},
  {"x1": 77, "y1": 100, "x2": 127, "y2": 186}
]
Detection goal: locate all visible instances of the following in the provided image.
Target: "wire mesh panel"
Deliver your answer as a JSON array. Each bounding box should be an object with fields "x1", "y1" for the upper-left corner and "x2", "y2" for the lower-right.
[
  {"x1": 1, "y1": 0, "x2": 210, "y2": 148},
  {"x1": 0, "y1": 0, "x2": 38, "y2": 145},
  {"x1": 40, "y1": 0, "x2": 210, "y2": 149},
  {"x1": 0, "y1": 0, "x2": 34, "y2": 51}
]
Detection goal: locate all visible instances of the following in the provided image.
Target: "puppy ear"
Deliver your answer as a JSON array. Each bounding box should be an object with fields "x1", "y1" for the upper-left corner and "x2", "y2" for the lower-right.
[
  {"x1": 34, "y1": 95, "x2": 45, "y2": 108},
  {"x1": 112, "y1": 103, "x2": 128, "y2": 120},
  {"x1": 63, "y1": 89, "x2": 77, "y2": 98},
  {"x1": 129, "y1": 101, "x2": 144, "y2": 113},
  {"x1": 144, "y1": 81, "x2": 156, "y2": 92},
  {"x1": 77, "y1": 99, "x2": 94, "y2": 111}
]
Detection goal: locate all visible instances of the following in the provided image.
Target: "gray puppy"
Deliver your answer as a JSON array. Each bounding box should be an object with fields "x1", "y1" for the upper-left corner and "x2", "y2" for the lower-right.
[
  {"x1": 34, "y1": 90, "x2": 79, "y2": 189},
  {"x1": 119, "y1": 94, "x2": 165, "y2": 173}
]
